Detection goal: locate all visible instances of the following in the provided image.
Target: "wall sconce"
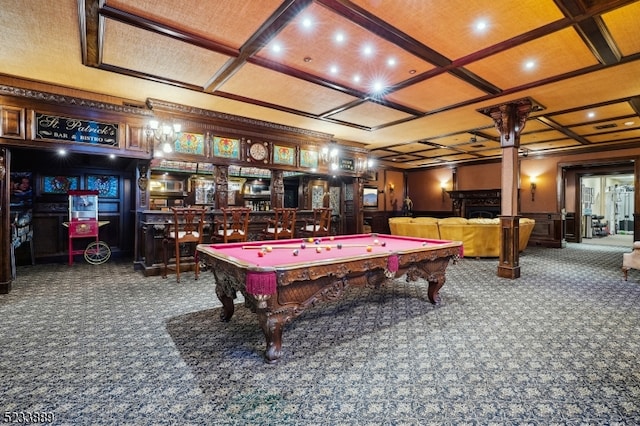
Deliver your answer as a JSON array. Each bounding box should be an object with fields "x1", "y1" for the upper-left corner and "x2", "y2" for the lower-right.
[
  {"x1": 388, "y1": 183, "x2": 395, "y2": 194},
  {"x1": 440, "y1": 180, "x2": 448, "y2": 202},
  {"x1": 321, "y1": 141, "x2": 340, "y2": 171},
  {"x1": 530, "y1": 176, "x2": 537, "y2": 202},
  {"x1": 146, "y1": 119, "x2": 181, "y2": 156}
]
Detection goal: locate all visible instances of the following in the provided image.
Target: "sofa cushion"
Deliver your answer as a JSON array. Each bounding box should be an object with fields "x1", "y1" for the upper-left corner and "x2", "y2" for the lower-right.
[
  {"x1": 389, "y1": 216, "x2": 440, "y2": 239},
  {"x1": 437, "y1": 217, "x2": 469, "y2": 225}
]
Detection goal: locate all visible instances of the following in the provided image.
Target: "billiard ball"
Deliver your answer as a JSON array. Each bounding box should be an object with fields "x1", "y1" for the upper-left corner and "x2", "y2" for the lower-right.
[
  {"x1": 316, "y1": 247, "x2": 322, "y2": 253},
  {"x1": 381, "y1": 242, "x2": 387, "y2": 247},
  {"x1": 337, "y1": 243, "x2": 342, "y2": 249},
  {"x1": 265, "y1": 246, "x2": 273, "y2": 253},
  {"x1": 308, "y1": 238, "x2": 314, "y2": 243},
  {"x1": 301, "y1": 243, "x2": 306, "y2": 249},
  {"x1": 258, "y1": 251, "x2": 265, "y2": 257},
  {"x1": 314, "y1": 239, "x2": 320, "y2": 245},
  {"x1": 373, "y1": 238, "x2": 379, "y2": 245},
  {"x1": 329, "y1": 236, "x2": 334, "y2": 241},
  {"x1": 325, "y1": 246, "x2": 331, "y2": 251},
  {"x1": 293, "y1": 249, "x2": 299, "y2": 256},
  {"x1": 366, "y1": 246, "x2": 372, "y2": 252}
]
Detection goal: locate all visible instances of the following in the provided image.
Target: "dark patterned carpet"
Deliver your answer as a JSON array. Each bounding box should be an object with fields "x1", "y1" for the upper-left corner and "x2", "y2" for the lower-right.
[{"x1": 2, "y1": 243, "x2": 640, "y2": 425}]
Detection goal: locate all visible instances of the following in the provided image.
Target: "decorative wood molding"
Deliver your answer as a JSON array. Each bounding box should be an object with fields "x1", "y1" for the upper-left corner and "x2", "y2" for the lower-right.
[
  {"x1": 146, "y1": 98, "x2": 333, "y2": 140},
  {"x1": 0, "y1": 84, "x2": 152, "y2": 116}
]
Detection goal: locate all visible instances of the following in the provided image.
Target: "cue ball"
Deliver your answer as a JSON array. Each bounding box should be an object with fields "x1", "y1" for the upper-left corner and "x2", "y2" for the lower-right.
[
  {"x1": 293, "y1": 249, "x2": 299, "y2": 256},
  {"x1": 366, "y1": 246, "x2": 372, "y2": 252},
  {"x1": 373, "y1": 239, "x2": 379, "y2": 245},
  {"x1": 265, "y1": 246, "x2": 273, "y2": 252},
  {"x1": 316, "y1": 247, "x2": 322, "y2": 253}
]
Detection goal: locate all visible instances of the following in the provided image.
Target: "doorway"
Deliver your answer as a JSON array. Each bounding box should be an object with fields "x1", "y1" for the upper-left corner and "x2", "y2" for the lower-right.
[{"x1": 580, "y1": 173, "x2": 634, "y2": 244}]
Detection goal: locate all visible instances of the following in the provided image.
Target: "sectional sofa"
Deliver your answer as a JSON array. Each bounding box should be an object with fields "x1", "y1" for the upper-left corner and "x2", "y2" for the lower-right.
[{"x1": 388, "y1": 216, "x2": 535, "y2": 257}]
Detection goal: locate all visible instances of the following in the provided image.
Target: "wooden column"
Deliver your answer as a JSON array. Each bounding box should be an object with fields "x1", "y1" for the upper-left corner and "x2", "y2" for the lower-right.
[
  {"x1": 482, "y1": 99, "x2": 536, "y2": 279},
  {"x1": 271, "y1": 170, "x2": 284, "y2": 209},
  {"x1": 0, "y1": 148, "x2": 11, "y2": 293},
  {"x1": 215, "y1": 165, "x2": 228, "y2": 209},
  {"x1": 634, "y1": 158, "x2": 640, "y2": 238}
]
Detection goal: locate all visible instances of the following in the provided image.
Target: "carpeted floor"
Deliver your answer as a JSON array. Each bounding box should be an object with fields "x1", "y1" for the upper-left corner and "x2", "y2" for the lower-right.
[
  {"x1": 2, "y1": 242, "x2": 640, "y2": 425},
  {"x1": 582, "y1": 233, "x2": 634, "y2": 247}
]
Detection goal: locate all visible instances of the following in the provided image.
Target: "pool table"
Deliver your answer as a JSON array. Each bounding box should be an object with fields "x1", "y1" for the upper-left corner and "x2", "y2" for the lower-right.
[{"x1": 197, "y1": 233, "x2": 462, "y2": 363}]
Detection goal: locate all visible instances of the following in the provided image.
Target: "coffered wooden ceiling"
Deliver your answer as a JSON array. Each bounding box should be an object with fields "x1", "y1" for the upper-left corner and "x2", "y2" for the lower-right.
[{"x1": 1, "y1": 0, "x2": 639, "y2": 169}]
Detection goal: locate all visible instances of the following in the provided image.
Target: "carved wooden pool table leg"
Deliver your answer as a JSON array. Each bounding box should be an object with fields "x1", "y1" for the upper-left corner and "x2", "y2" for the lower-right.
[
  {"x1": 258, "y1": 310, "x2": 286, "y2": 363},
  {"x1": 405, "y1": 257, "x2": 450, "y2": 305},
  {"x1": 215, "y1": 285, "x2": 235, "y2": 321},
  {"x1": 427, "y1": 276, "x2": 445, "y2": 304}
]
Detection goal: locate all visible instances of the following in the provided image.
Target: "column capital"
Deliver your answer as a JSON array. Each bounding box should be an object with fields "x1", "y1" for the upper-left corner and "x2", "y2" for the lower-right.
[{"x1": 478, "y1": 97, "x2": 544, "y2": 147}]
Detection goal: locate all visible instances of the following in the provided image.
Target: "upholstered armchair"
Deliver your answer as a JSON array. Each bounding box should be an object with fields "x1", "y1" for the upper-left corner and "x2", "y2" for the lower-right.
[{"x1": 622, "y1": 241, "x2": 640, "y2": 281}]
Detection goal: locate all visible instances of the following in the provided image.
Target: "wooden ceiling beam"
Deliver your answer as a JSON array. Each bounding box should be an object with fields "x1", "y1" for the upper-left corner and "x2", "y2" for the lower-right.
[
  {"x1": 79, "y1": 0, "x2": 101, "y2": 67},
  {"x1": 204, "y1": 0, "x2": 314, "y2": 92},
  {"x1": 535, "y1": 116, "x2": 593, "y2": 145}
]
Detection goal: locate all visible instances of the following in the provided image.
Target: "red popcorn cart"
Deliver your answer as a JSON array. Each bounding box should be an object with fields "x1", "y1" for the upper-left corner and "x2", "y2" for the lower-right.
[{"x1": 65, "y1": 190, "x2": 111, "y2": 265}]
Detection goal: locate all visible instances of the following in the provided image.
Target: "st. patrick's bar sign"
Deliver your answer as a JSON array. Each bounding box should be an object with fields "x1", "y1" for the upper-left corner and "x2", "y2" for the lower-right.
[{"x1": 35, "y1": 113, "x2": 118, "y2": 146}]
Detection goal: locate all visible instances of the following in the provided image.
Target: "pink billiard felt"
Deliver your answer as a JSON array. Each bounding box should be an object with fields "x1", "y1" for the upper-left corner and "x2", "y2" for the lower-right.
[{"x1": 205, "y1": 234, "x2": 457, "y2": 268}]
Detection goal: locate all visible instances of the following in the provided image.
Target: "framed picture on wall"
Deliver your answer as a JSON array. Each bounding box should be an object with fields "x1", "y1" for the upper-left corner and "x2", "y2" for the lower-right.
[
  {"x1": 10, "y1": 172, "x2": 33, "y2": 208},
  {"x1": 273, "y1": 144, "x2": 296, "y2": 166},
  {"x1": 212, "y1": 136, "x2": 241, "y2": 159},
  {"x1": 363, "y1": 186, "x2": 378, "y2": 208},
  {"x1": 300, "y1": 149, "x2": 319, "y2": 169},
  {"x1": 174, "y1": 132, "x2": 205, "y2": 155}
]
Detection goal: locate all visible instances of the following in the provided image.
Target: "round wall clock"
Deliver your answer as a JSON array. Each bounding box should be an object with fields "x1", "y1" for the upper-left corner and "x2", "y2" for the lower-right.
[{"x1": 249, "y1": 142, "x2": 268, "y2": 162}]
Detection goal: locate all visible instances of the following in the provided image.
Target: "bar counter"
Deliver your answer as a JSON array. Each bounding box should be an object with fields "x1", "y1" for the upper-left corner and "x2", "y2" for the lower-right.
[{"x1": 134, "y1": 209, "x2": 320, "y2": 276}]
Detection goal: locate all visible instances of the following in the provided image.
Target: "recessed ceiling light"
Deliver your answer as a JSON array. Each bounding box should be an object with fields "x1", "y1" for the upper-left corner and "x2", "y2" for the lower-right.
[
  {"x1": 387, "y1": 57, "x2": 396, "y2": 67},
  {"x1": 475, "y1": 20, "x2": 488, "y2": 31},
  {"x1": 408, "y1": 69, "x2": 416, "y2": 74},
  {"x1": 372, "y1": 81, "x2": 385, "y2": 92},
  {"x1": 303, "y1": 56, "x2": 312, "y2": 63},
  {"x1": 624, "y1": 121, "x2": 635, "y2": 126},
  {"x1": 524, "y1": 60, "x2": 535, "y2": 70},
  {"x1": 302, "y1": 17, "x2": 312, "y2": 28},
  {"x1": 330, "y1": 65, "x2": 338, "y2": 74},
  {"x1": 335, "y1": 32, "x2": 345, "y2": 43},
  {"x1": 588, "y1": 112, "x2": 596, "y2": 118},
  {"x1": 362, "y1": 45, "x2": 374, "y2": 56},
  {"x1": 271, "y1": 44, "x2": 282, "y2": 53},
  {"x1": 353, "y1": 74, "x2": 361, "y2": 83}
]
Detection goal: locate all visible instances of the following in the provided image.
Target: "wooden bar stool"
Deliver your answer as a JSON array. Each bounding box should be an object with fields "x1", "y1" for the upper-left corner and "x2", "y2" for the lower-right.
[
  {"x1": 300, "y1": 208, "x2": 332, "y2": 238},
  {"x1": 263, "y1": 208, "x2": 297, "y2": 240},
  {"x1": 212, "y1": 207, "x2": 251, "y2": 243},
  {"x1": 162, "y1": 207, "x2": 206, "y2": 283}
]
